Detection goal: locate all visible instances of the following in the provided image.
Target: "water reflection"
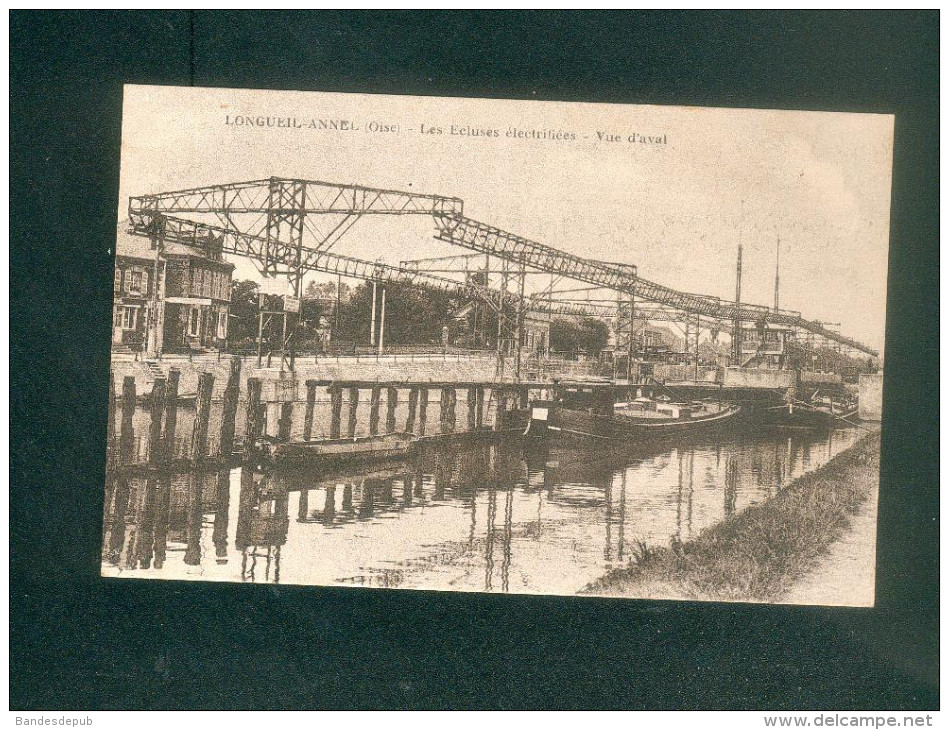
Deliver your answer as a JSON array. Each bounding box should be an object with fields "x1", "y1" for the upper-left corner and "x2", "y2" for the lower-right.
[{"x1": 101, "y1": 426, "x2": 867, "y2": 595}]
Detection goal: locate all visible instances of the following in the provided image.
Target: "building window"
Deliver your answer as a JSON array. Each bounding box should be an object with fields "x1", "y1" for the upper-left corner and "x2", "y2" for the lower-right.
[
  {"x1": 125, "y1": 268, "x2": 147, "y2": 296},
  {"x1": 121, "y1": 306, "x2": 138, "y2": 330},
  {"x1": 114, "y1": 268, "x2": 122, "y2": 293},
  {"x1": 188, "y1": 307, "x2": 201, "y2": 337},
  {"x1": 217, "y1": 310, "x2": 228, "y2": 339},
  {"x1": 192, "y1": 267, "x2": 203, "y2": 297}
]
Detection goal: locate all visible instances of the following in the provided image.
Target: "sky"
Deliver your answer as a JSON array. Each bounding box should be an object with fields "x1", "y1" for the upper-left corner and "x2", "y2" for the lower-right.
[{"x1": 118, "y1": 85, "x2": 894, "y2": 354}]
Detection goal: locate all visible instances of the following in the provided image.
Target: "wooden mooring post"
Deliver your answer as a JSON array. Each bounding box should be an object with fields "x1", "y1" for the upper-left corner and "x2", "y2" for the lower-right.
[
  {"x1": 494, "y1": 387, "x2": 508, "y2": 432},
  {"x1": 302, "y1": 380, "x2": 317, "y2": 441},
  {"x1": 106, "y1": 376, "x2": 117, "y2": 477},
  {"x1": 190, "y1": 372, "x2": 215, "y2": 463},
  {"x1": 212, "y1": 470, "x2": 230, "y2": 562},
  {"x1": 243, "y1": 377, "x2": 264, "y2": 464},
  {"x1": 369, "y1": 386, "x2": 382, "y2": 436},
  {"x1": 147, "y1": 377, "x2": 166, "y2": 467},
  {"x1": 218, "y1": 358, "x2": 241, "y2": 459},
  {"x1": 297, "y1": 489, "x2": 309, "y2": 521},
  {"x1": 385, "y1": 387, "x2": 398, "y2": 433},
  {"x1": 163, "y1": 369, "x2": 181, "y2": 463},
  {"x1": 406, "y1": 387, "x2": 419, "y2": 433},
  {"x1": 278, "y1": 398, "x2": 294, "y2": 442},
  {"x1": 417, "y1": 387, "x2": 429, "y2": 436},
  {"x1": 329, "y1": 385, "x2": 343, "y2": 439},
  {"x1": 346, "y1": 387, "x2": 360, "y2": 437},
  {"x1": 119, "y1": 376, "x2": 136, "y2": 465},
  {"x1": 466, "y1": 387, "x2": 477, "y2": 432},
  {"x1": 440, "y1": 387, "x2": 456, "y2": 434}
]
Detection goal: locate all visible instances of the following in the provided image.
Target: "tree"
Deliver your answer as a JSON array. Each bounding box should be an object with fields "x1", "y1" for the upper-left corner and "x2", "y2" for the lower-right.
[
  {"x1": 550, "y1": 317, "x2": 581, "y2": 354},
  {"x1": 228, "y1": 279, "x2": 260, "y2": 343},
  {"x1": 229, "y1": 278, "x2": 326, "y2": 351},
  {"x1": 304, "y1": 278, "x2": 351, "y2": 302},
  {"x1": 577, "y1": 317, "x2": 610, "y2": 355},
  {"x1": 550, "y1": 316, "x2": 610, "y2": 356},
  {"x1": 335, "y1": 282, "x2": 463, "y2": 346}
]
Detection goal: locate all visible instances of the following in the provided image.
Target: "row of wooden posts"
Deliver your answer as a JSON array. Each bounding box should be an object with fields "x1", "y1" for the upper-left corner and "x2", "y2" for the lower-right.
[
  {"x1": 107, "y1": 357, "x2": 537, "y2": 473},
  {"x1": 106, "y1": 356, "x2": 244, "y2": 473}
]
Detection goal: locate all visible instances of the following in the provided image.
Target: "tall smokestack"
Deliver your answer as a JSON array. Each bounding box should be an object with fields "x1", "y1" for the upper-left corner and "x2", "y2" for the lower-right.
[{"x1": 773, "y1": 235, "x2": 781, "y2": 313}]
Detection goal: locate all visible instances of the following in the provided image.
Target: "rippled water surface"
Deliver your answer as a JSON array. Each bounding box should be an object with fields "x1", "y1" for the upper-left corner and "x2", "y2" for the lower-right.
[{"x1": 102, "y1": 426, "x2": 864, "y2": 596}]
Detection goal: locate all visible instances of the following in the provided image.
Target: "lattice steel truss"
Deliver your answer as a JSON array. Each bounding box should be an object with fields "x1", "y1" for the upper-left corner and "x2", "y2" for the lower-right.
[{"x1": 127, "y1": 176, "x2": 877, "y2": 356}]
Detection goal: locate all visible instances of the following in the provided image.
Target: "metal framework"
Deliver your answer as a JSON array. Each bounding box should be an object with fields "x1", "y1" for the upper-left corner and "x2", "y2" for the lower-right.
[{"x1": 127, "y1": 176, "x2": 877, "y2": 357}]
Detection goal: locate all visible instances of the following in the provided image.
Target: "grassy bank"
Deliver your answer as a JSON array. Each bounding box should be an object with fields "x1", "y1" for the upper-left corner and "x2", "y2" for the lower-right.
[{"x1": 583, "y1": 431, "x2": 881, "y2": 603}]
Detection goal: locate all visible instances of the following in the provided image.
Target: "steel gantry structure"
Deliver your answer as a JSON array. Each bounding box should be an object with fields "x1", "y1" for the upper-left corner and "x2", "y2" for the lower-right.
[{"x1": 127, "y1": 176, "x2": 878, "y2": 369}]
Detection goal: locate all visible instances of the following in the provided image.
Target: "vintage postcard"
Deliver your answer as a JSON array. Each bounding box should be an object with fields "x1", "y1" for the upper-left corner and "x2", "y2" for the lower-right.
[{"x1": 102, "y1": 84, "x2": 892, "y2": 605}]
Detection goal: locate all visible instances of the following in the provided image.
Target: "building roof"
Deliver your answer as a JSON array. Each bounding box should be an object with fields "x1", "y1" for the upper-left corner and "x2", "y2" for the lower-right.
[{"x1": 114, "y1": 220, "x2": 232, "y2": 266}]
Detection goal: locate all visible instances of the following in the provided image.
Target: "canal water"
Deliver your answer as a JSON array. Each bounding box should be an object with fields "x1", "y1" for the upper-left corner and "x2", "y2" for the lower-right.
[{"x1": 101, "y1": 425, "x2": 864, "y2": 596}]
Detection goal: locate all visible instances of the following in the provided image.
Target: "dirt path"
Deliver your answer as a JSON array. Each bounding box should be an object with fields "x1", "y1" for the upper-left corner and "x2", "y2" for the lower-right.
[{"x1": 781, "y1": 481, "x2": 879, "y2": 607}]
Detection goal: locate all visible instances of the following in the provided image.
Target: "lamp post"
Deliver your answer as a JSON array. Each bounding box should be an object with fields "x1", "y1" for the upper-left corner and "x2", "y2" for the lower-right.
[{"x1": 147, "y1": 233, "x2": 164, "y2": 359}]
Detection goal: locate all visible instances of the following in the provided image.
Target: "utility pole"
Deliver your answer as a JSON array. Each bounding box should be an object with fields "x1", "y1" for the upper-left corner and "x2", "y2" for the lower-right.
[
  {"x1": 495, "y1": 259, "x2": 507, "y2": 381},
  {"x1": 694, "y1": 313, "x2": 700, "y2": 381},
  {"x1": 147, "y1": 231, "x2": 164, "y2": 359},
  {"x1": 626, "y1": 287, "x2": 635, "y2": 382},
  {"x1": 514, "y1": 265, "x2": 526, "y2": 381},
  {"x1": 377, "y1": 286, "x2": 386, "y2": 355},
  {"x1": 256, "y1": 290, "x2": 265, "y2": 368},
  {"x1": 289, "y1": 270, "x2": 302, "y2": 372},
  {"x1": 370, "y1": 281, "x2": 378, "y2": 347},
  {"x1": 334, "y1": 274, "x2": 342, "y2": 341},
  {"x1": 733, "y1": 243, "x2": 743, "y2": 365}
]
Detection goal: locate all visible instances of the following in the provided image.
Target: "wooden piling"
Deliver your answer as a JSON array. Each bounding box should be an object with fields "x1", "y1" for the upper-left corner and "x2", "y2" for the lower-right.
[
  {"x1": 278, "y1": 400, "x2": 294, "y2": 442},
  {"x1": 119, "y1": 376, "x2": 136, "y2": 465},
  {"x1": 385, "y1": 387, "x2": 398, "y2": 433},
  {"x1": 297, "y1": 489, "x2": 309, "y2": 521},
  {"x1": 243, "y1": 377, "x2": 263, "y2": 463},
  {"x1": 441, "y1": 387, "x2": 456, "y2": 434},
  {"x1": 147, "y1": 377, "x2": 167, "y2": 467},
  {"x1": 476, "y1": 387, "x2": 485, "y2": 429},
  {"x1": 494, "y1": 387, "x2": 508, "y2": 431},
  {"x1": 152, "y1": 474, "x2": 172, "y2": 569},
  {"x1": 212, "y1": 470, "x2": 230, "y2": 561},
  {"x1": 406, "y1": 387, "x2": 419, "y2": 433},
  {"x1": 302, "y1": 380, "x2": 317, "y2": 441},
  {"x1": 439, "y1": 387, "x2": 450, "y2": 434},
  {"x1": 163, "y1": 369, "x2": 180, "y2": 463},
  {"x1": 518, "y1": 385, "x2": 530, "y2": 409},
  {"x1": 466, "y1": 387, "x2": 477, "y2": 432},
  {"x1": 106, "y1": 376, "x2": 117, "y2": 477},
  {"x1": 346, "y1": 387, "x2": 360, "y2": 437},
  {"x1": 190, "y1": 372, "x2": 215, "y2": 462},
  {"x1": 417, "y1": 387, "x2": 428, "y2": 436},
  {"x1": 369, "y1": 386, "x2": 381, "y2": 436},
  {"x1": 329, "y1": 385, "x2": 343, "y2": 439},
  {"x1": 218, "y1": 357, "x2": 242, "y2": 459},
  {"x1": 183, "y1": 472, "x2": 203, "y2": 566}
]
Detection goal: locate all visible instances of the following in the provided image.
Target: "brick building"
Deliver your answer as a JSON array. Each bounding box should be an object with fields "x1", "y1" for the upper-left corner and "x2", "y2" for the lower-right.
[{"x1": 112, "y1": 222, "x2": 235, "y2": 355}]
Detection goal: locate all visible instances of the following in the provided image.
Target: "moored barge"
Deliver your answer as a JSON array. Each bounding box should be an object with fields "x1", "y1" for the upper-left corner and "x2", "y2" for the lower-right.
[{"x1": 523, "y1": 382, "x2": 741, "y2": 445}]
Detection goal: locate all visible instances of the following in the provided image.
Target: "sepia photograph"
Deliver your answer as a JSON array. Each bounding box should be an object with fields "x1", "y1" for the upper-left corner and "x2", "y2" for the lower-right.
[
  {"x1": 12, "y1": 9, "x2": 940, "y2": 715},
  {"x1": 101, "y1": 85, "x2": 892, "y2": 606}
]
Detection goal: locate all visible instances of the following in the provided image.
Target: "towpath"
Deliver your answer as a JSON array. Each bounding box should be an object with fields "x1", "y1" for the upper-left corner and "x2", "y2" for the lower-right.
[{"x1": 782, "y1": 479, "x2": 879, "y2": 607}]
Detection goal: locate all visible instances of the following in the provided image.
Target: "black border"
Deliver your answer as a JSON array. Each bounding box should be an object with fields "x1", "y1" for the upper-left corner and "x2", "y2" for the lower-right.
[{"x1": 10, "y1": 10, "x2": 939, "y2": 710}]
